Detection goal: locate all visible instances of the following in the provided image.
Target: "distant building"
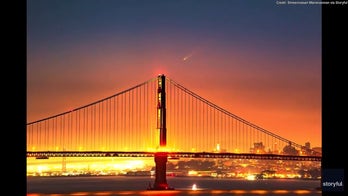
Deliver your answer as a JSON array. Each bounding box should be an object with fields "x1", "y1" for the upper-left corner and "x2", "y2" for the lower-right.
[
  {"x1": 283, "y1": 143, "x2": 299, "y2": 155},
  {"x1": 300, "y1": 142, "x2": 312, "y2": 155},
  {"x1": 305, "y1": 142, "x2": 310, "y2": 149},
  {"x1": 311, "y1": 147, "x2": 322, "y2": 156},
  {"x1": 250, "y1": 142, "x2": 265, "y2": 154},
  {"x1": 214, "y1": 143, "x2": 226, "y2": 152}
]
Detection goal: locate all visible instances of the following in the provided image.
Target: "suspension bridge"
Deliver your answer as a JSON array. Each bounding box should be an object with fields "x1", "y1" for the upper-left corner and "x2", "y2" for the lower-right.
[{"x1": 27, "y1": 74, "x2": 321, "y2": 190}]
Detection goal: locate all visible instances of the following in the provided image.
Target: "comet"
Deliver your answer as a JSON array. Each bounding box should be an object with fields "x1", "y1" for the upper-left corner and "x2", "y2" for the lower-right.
[{"x1": 183, "y1": 54, "x2": 193, "y2": 61}]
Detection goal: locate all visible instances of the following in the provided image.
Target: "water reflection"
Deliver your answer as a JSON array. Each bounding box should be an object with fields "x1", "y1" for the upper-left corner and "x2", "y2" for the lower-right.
[
  {"x1": 27, "y1": 176, "x2": 322, "y2": 196},
  {"x1": 27, "y1": 189, "x2": 322, "y2": 196}
]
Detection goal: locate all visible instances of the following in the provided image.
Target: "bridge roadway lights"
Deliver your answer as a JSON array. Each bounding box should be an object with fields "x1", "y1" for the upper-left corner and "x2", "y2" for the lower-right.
[{"x1": 148, "y1": 152, "x2": 174, "y2": 190}]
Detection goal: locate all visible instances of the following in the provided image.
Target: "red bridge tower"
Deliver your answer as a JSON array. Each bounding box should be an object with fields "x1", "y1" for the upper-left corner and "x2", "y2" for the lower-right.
[{"x1": 149, "y1": 74, "x2": 173, "y2": 190}]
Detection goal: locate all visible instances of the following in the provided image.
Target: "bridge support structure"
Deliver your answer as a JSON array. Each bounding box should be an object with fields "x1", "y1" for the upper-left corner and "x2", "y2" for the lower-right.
[
  {"x1": 149, "y1": 74, "x2": 173, "y2": 190},
  {"x1": 153, "y1": 152, "x2": 170, "y2": 190}
]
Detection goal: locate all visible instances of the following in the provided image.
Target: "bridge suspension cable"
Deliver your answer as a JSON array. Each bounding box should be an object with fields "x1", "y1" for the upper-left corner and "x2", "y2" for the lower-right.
[
  {"x1": 27, "y1": 77, "x2": 158, "y2": 152},
  {"x1": 167, "y1": 77, "x2": 303, "y2": 148},
  {"x1": 27, "y1": 75, "x2": 315, "y2": 156}
]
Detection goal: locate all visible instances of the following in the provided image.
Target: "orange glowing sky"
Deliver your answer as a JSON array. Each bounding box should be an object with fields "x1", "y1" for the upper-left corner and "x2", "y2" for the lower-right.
[{"x1": 27, "y1": 0, "x2": 321, "y2": 148}]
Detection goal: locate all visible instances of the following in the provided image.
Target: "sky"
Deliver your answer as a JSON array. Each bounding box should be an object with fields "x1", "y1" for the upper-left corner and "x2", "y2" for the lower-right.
[{"x1": 27, "y1": 0, "x2": 322, "y2": 148}]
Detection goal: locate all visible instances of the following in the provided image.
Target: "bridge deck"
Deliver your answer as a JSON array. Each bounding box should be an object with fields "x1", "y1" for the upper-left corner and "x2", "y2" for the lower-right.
[{"x1": 27, "y1": 151, "x2": 322, "y2": 161}]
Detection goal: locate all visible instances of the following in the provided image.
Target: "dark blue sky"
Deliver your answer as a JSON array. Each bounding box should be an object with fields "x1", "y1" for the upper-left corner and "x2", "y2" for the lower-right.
[{"x1": 28, "y1": 0, "x2": 321, "y2": 59}]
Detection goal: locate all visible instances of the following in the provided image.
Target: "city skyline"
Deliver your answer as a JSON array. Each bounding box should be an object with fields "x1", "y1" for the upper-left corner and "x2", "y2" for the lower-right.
[{"x1": 27, "y1": 0, "x2": 322, "y2": 147}]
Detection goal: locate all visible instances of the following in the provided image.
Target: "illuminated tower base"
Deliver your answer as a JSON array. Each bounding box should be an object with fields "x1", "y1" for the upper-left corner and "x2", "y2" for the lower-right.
[{"x1": 149, "y1": 153, "x2": 173, "y2": 190}]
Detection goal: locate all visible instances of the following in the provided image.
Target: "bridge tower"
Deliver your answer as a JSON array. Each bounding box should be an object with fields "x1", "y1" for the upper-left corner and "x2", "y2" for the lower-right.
[{"x1": 150, "y1": 74, "x2": 173, "y2": 190}]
